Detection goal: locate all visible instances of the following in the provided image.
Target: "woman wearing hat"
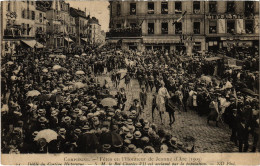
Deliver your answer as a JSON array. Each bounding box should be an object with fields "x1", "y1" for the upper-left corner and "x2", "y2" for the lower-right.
[{"x1": 207, "y1": 96, "x2": 220, "y2": 127}]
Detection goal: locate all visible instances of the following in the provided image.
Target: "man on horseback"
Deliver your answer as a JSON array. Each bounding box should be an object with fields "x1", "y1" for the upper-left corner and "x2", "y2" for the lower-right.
[{"x1": 156, "y1": 81, "x2": 170, "y2": 125}]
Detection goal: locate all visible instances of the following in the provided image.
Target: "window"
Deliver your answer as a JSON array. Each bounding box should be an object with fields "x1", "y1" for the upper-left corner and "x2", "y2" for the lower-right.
[
  {"x1": 117, "y1": 4, "x2": 121, "y2": 16},
  {"x1": 245, "y1": 1, "x2": 254, "y2": 17},
  {"x1": 130, "y1": 3, "x2": 136, "y2": 15},
  {"x1": 209, "y1": 21, "x2": 217, "y2": 33},
  {"x1": 27, "y1": 9, "x2": 30, "y2": 19},
  {"x1": 175, "y1": 22, "x2": 182, "y2": 34},
  {"x1": 148, "y1": 23, "x2": 154, "y2": 34},
  {"x1": 227, "y1": 20, "x2": 235, "y2": 33},
  {"x1": 194, "y1": 22, "x2": 200, "y2": 34},
  {"x1": 39, "y1": 13, "x2": 42, "y2": 23},
  {"x1": 209, "y1": 2, "x2": 217, "y2": 13},
  {"x1": 31, "y1": 11, "x2": 35, "y2": 20},
  {"x1": 245, "y1": 20, "x2": 254, "y2": 34},
  {"x1": 22, "y1": 23, "x2": 25, "y2": 35},
  {"x1": 130, "y1": 23, "x2": 136, "y2": 28},
  {"x1": 148, "y1": 2, "x2": 154, "y2": 14},
  {"x1": 31, "y1": 1, "x2": 34, "y2": 5},
  {"x1": 161, "y1": 2, "x2": 168, "y2": 14},
  {"x1": 27, "y1": 24, "x2": 30, "y2": 35},
  {"x1": 193, "y1": 42, "x2": 201, "y2": 52},
  {"x1": 226, "y1": 1, "x2": 235, "y2": 13},
  {"x1": 175, "y1": 2, "x2": 182, "y2": 14},
  {"x1": 7, "y1": 2, "x2": 10, "y2": 11},
  {"x1": 193, "y1": 2, "x2": 200, "y2": 14},
  {"x1": 161, "y1": 22, "x2": 168, "y2": 34},
  {"x1": 116, "y1": 24, "x2": 121, "y2": 28},
  {"x1": 22, "y1": 10, "x2": 25, "y2": 18}
]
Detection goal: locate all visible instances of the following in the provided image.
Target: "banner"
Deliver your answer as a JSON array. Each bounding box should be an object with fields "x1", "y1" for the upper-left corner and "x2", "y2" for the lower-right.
[
  {"x1": 254, "y1": 19, "x2": 259, "y2": 34},
  {"x1": 236, "y1": 19, "x2": 243, "y2": 34},
  {"x1": 218, "y1": 19, "x2": 225, "y2": 34}
]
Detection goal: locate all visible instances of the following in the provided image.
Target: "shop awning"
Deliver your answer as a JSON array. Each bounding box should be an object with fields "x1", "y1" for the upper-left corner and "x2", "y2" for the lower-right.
[
  {"x1": 122, "y1": 39, "x2": 141, "y2": 43},
  {"x1": 21, "y1": 40, "x2": 44, "y2": 48},
  {"x1": 35, "y1": 42, "x2": 44, "y2": 48},
  {"x1": 64, "y1": 38, "x2": 74, "y2": 42},
  {"x1": 108, "y1": 39, "x2": 119, "y2": 43},
  {"x1": 81, "y1": 38, "x2": 88, "y2": 42},
  {"x1": 205, "y1": 57, "x2": 222, "y2": 61},
  {"x1": 143, "y1": 38, "x2": 179, "y2": 44}
]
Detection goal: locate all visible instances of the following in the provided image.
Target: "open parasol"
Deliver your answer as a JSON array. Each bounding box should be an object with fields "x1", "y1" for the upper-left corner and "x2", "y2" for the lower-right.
[
  {"x1": 200, "y1": 75, "x2": 212, "y2": 84},
  {"x1": 100, "y1": 131, "x2": 123, "y2": 147},
  {"x1": 75, "y1": 70, "x2": 85, "y2": 75},
  {"x1": 27, "y1": 90, "x2": 41, "y2": 97},
  {"x1": 73, "y1": 82, "x2": 87, "y2": 89},
  {"x1": 74, "y1": 55, "x2": 80, "y2": 58},
  {"x1": 53, "y1": 65, "x2": 62, "y2": 70},
  {"x1": 100, "y1": 97, "x2": 117, "y2": 107},
  {"x1": 34, "y1": 129, "x2": 58, "y2": 143},
  {"x1": 7, "y1": 61, "x2": 14, "y2": 65},
  {"x1": 77, "y1": 133, "x2": 99, "y2": 153},
  {"x1": 42, "y1": 68, "x2": 48, "y2": 73},
  {"x1": 49, "y1": 54, "x2": 56, "y2": 58},
  {"x1": 81, "y1": 53, "x2": 87, "y2": 56}
]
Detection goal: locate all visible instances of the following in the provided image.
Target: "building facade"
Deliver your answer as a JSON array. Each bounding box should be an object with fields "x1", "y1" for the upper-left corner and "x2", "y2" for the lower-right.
[
  {"x1": 70, "y1": 7, "x2": 89, "y2": 46},
  {"x1": 45, "y1": 0, "x2": 73, "y2": 49},
  {"x1": 204, "y1": 1, "x2": 259, "y2": 52},
  {"x1": 107, "y1": 1, "x2": 259, "y2": 55},
  {"x1": 1, "y1": 1, "x2": 46, "y2": 57},
  {"x1": 88, "y1": 17, "x2": 104, "y2": 45}
]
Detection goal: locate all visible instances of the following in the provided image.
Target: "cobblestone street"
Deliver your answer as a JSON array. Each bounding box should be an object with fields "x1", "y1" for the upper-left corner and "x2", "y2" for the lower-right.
[{"x1": 97, "y1": 71, "x2": 241, "y2": 153}]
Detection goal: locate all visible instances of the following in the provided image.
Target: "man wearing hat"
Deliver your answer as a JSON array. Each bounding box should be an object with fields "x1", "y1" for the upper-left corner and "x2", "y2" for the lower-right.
[
  {"x1": 165, "y1": 92, "x2": 177, "y2": 127},
  {"x1": 139, "y1": 87, "x2": 147, "y2": 110}
]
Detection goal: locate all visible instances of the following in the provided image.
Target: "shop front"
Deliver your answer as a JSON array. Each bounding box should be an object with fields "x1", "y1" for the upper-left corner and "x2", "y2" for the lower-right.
[
  {"x1": 122, "y1": 39, "x2": 142, "y2": 51},
  {"x1": 206, "y1": 37, "x2": 221, "y2": 52},
  {"x1": 142, "y1": 37, "x2": 179, "y2": 52}
]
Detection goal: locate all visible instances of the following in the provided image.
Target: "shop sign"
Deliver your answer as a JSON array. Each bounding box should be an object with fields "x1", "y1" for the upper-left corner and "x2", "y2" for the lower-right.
[{"x1": 206, "y1": 14, "x2": 255, "y2": 20}]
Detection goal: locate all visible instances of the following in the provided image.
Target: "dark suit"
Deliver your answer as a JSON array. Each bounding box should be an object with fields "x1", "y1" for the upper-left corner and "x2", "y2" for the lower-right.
[
  {"x1": 166, "y1": 96, "x2": 176, "y2": 125},
  {"x1": 237, "y1": 122, "x2": 249, "y2": 152}
]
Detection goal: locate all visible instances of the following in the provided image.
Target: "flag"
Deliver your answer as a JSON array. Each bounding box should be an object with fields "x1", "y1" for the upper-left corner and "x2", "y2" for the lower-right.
[
  {"x1": 46, "y1": 19, "x2": 50, "y2": 26},
  {"x1": 172, "y1": 11, "x2": 187, "y2": 26},
  {"x1": 138, "y1": 19, "x2": 144, "y2": 27}
]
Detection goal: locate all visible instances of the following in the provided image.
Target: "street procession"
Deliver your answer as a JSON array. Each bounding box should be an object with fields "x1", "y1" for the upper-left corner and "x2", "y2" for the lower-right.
[{"x1": 1, "y1": 1, "x2": 259, "y2": 154}]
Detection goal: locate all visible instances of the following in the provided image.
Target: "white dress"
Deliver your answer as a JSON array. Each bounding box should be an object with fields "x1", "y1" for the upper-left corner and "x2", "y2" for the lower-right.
[{"x1": 156, "y1": 87, "x2": 170, "y2": 113}]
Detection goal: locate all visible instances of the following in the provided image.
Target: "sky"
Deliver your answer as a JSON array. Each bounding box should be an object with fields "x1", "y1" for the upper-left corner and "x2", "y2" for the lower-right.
[{"x1": 68, "y1": 1, "x2": 110, "y2": 32}]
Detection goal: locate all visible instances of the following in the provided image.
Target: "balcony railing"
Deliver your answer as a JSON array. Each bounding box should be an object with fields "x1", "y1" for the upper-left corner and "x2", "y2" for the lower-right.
[
  {"x1": 106, "y1": 27, "x2": 142, "y2": 37},
  {"x1": 4, "y1": 28, "x2": 21, "y2": 38}
]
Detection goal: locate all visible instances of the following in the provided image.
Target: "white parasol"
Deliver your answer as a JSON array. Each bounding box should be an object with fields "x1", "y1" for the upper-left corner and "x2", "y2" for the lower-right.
[
  {"x1": 75, "y1": 70, "x2": 85, "y2": 75},
  {"x1": 34, "y1": 129, "x2": 58, "y2": 143},
  {"x1": 53, "y1": 65, "x2": 62, "y2": 70},
  {"x1": 27, "y1": 90, "x2": 41, "y2": 97}
]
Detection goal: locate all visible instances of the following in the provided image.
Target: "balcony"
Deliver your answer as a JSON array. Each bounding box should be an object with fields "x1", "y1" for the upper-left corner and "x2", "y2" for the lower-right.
[
  {"x1": 106, "y1": 27, "x2": 142, "y2": 37},
  {"x1": 4, "y1": 28, "x2": 22, "y2": 39}
]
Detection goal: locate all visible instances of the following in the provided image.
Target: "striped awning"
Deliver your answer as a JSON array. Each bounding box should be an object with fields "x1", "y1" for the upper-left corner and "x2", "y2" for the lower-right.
[
  {"x1": 143, "y1": 38, "x2": 180, "y2": 44},
  {"x1": 64, "y1": 38, "x2": 74, "y2": 42},
  {"x1": 81, "y1": 38, "x2": 88, "y2": 42},
  {"x1": 21, "y1": 40, "x2": 44, "y2": 48}
]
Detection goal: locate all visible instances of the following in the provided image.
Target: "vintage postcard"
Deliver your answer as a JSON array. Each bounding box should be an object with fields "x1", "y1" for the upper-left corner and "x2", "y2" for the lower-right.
[{"x1": 1, "y1": 0, "x2": 259, "y2": 165}]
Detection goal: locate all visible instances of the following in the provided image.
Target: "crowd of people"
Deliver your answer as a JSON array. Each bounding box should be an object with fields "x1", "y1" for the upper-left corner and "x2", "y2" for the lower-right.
[{"x1": 1, "y1": 43, "x2": 259, "y2": 153}]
